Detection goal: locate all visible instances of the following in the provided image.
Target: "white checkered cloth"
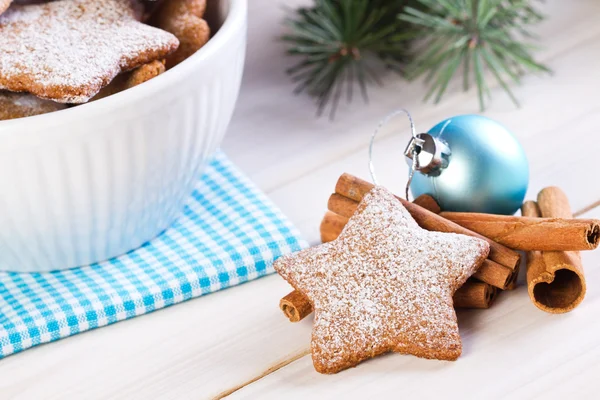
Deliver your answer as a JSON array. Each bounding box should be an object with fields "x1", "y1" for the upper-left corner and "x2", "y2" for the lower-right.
[{"x1": 0, "y1": 151, "x2": 307, "y2": 358}]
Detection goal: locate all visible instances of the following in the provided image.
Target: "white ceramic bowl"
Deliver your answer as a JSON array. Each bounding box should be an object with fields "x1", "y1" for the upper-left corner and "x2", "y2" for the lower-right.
[{"x1": 0, "y1": 0, "x2": 247, "y2": 272}]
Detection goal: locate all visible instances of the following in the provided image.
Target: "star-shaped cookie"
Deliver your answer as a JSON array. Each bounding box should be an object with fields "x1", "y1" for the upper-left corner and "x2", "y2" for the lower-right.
[
  {"x1": 274, "y1": 186, "x2": 490, "y2": 374},
  {"x1": 0, "y1": 0, "x2": 179, "y2": 103}
]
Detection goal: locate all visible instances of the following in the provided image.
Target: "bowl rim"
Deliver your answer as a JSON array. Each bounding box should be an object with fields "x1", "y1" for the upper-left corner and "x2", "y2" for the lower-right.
[{"x1": 0, "y1": 0, "x2": 247, "y2": 133}]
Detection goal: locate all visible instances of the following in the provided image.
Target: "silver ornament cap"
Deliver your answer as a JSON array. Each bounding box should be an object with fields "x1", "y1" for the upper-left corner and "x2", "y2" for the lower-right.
[{"x1": 404, "y1": 133, "x2": 451, "y2": 177}]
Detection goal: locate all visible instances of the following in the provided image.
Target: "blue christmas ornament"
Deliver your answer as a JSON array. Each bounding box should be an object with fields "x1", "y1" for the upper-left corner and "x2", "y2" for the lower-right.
[{"x1": 405, "y1": 115, "x2": 529, "y2": 215}]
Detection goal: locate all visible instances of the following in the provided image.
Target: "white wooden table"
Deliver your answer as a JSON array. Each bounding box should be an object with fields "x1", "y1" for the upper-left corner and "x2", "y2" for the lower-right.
[{"x1": 3, "y1": 1, "x2": 600, "y2": 398}]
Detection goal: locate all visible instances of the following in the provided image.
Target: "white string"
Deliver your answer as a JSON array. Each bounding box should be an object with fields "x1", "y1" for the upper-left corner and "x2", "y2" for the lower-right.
[
  {"x1": 405, "y1": 148, "x2": 420, "y2": 200},
  {"x1": 368, "y1": 108, "x2": 420, "y2": 200}
]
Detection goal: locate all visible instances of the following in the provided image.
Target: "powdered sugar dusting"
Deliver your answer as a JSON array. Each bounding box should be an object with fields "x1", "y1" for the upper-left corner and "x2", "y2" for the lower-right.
[
  {"x1": 0, "y1": 0, "x2": 179, "y2": 103},
  {"x1": 274, "y1": 186, "x2": 489, "y2": 374}
]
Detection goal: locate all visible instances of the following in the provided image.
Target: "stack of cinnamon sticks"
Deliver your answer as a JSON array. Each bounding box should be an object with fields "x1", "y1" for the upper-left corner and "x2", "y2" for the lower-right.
[{"x1": 280, "y1": 173, "x2": 599, "y2": 322}]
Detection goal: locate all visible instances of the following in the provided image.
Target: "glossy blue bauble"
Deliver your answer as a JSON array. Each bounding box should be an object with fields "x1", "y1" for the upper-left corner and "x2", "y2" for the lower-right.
[{"x1": 410, "y1": 115, "x2": 529, "y2": 215}]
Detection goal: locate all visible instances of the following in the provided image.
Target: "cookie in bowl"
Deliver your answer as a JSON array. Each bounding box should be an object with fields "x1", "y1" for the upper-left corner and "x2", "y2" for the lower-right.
[{"x1": 0, "y1": 0, "x2": 213, "y2": 120}]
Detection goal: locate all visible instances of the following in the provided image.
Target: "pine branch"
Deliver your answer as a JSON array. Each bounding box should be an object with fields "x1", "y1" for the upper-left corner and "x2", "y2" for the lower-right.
[
  {"x1": 282, "y1": 0, "x2": 416, "y2": 118},
  {"x1": 283, "y1": 0, "x2": 550, "y2": 116},
  {"x1": 401, "y1": 0, "x2": 550, "y2": 110}
]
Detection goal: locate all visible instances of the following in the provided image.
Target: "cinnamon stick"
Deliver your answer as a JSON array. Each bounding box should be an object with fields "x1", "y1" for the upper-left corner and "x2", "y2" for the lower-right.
[
  {"x1": 438, "y1": 212, "x2": 600, "y2": 251},
  {"x1": 453, "y1": 280, "x2": 499, "y2": 309},
  {"x1": 330, "y1": 193, "x2": 441, "y2": 217},
  {"x1": 413, "y1": 194, "x2": 441, "y2": 214},
  {"x1": 334, "y1": 173, "x2": 521, "y2": 271},
  {"x1": 320, "y1": 211, "x2": 348, "y2": 243},
  {"x1": 505, "y1": 262, "x2": 520, "y2": 290},
  {"x1": 522, "y1": 191, "x2": 586, "y2": 313},
  {"x1": 472, "y1": 259, "x2": 517, "y2": 290},
  {"x1": 327, "y1": 194, "x2": 358, "y2": 220},
  {"x1": 280, "y1": 290, "x2": 313, "y2": 322},
  {"x1": 320, "y1": 211, "x2": 515, "y2": 290},
  {"x1": 281, "y1": 279, "x2": 498, "y2": 323}
]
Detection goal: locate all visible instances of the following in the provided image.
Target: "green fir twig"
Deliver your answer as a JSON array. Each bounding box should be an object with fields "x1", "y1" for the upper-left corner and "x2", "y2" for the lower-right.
[
  {"x1": 283, "y1": 0, "x2": 550, "y2": 116},
  {"x1": 401, "y1": 0, "x2": 551, "y2": 110},
  {"x1": 282, "y1": 0, "x2": 416, "y2": 118}
]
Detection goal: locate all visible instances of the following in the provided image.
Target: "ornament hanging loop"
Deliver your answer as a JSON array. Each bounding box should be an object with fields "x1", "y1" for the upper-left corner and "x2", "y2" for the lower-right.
[{"x1": 368, "y1": 108, "x2": 423, "y2": 200}]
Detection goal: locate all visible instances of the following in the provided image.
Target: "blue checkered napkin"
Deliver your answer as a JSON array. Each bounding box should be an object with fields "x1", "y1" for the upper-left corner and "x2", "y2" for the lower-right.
[{"x1": 0, "y1": 151, "x2": 307, "y2": 358}]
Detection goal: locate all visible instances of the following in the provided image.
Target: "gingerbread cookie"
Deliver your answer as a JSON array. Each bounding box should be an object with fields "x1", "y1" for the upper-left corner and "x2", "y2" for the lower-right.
[
  {"x1": 92, "y1": 60, "x2": 166, "y2": 101},
  {"x1": 0, "y1": 91, "x2": 66, "y2": 120},
  {"x1": 0, "y1": 0, "x2": 179, "y2": 103},
  {"x1": 274, "y1": 186, "x2": 489, "y2": 374},
  {"x1": 151, "y1": 0, "x2": 210, "y2": 68}
]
